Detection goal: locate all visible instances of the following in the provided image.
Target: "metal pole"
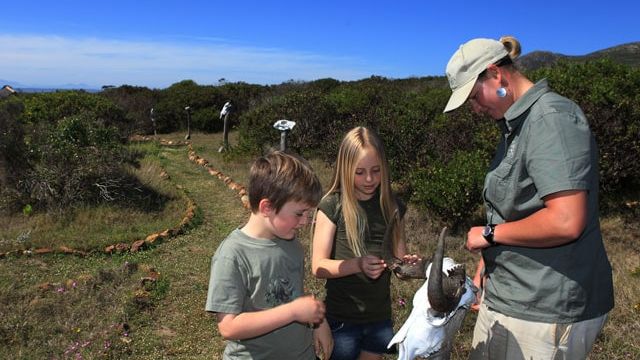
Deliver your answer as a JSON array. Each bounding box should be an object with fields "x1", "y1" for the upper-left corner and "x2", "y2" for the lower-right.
[{"x1": 280, "y1": 130, "x2": 287, "y2": 151}]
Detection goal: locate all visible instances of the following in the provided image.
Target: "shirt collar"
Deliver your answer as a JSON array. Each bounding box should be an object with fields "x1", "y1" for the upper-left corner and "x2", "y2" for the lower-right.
[{"x1": 503, "y1": 79, "x2": 551, "y2": 133}]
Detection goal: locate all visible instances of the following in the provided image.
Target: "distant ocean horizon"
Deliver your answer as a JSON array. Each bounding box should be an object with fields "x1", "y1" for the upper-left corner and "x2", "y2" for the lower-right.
[
  {"x1": 2, "y1": 79, "x2": 99, "y2": 92},
  {"x1": 15, "y1": 87, "x2": 100, "y2": 93}
]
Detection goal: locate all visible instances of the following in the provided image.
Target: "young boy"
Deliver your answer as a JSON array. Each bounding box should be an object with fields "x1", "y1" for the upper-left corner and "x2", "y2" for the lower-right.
[{"x1": 206, "y1": 151, "x2": 333, "y2": 359}]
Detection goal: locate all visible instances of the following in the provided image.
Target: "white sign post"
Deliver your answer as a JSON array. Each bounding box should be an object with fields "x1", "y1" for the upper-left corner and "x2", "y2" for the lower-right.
[{"x1": 273, "y1": 119, "x2": 296, "y2": 151}]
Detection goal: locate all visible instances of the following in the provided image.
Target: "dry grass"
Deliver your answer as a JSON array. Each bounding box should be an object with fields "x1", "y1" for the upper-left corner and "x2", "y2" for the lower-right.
[{"x1": 0, "y1": 131, "x2": 637, "y2": 359}]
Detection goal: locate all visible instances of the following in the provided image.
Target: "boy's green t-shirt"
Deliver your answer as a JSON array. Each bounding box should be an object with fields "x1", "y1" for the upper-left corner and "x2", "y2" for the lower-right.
[{"x1": 206, "y1": 228, "x2": 314, "y2": 359}]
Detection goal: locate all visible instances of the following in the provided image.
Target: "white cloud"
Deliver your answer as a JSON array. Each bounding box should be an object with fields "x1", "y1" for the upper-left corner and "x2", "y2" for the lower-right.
[{"x1": 0, "y1": 34, "x2": 372, "y2": 88}]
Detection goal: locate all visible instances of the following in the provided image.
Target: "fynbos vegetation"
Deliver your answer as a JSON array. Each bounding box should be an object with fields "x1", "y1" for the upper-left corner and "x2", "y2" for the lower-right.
[{"x1": 0, "y1": 55, "x2": 638, "y2": 358}]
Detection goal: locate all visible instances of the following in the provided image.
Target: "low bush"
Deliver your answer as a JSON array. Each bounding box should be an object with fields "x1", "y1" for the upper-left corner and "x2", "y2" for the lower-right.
[
  {"x1": 20, "y1": 114, "x2": 137, "y2": 210},
  {"x1": 410, "y1": 150, "x2": 488, "y2": 228},
  {"x1": 100, "y1": 85, "x2": 159, "y2": 135},
  {"x1": 237, "y1": 90, "x2": 342, "y2": 157},
  {"x1": 531, "y1": 59, "x2": 640, "y2": 200},
  {"x1": 0, "y1": 99, "x2": 28, "y2": 213}
]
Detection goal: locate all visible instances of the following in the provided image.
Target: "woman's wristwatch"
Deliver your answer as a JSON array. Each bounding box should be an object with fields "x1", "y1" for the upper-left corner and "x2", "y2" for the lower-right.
[{"x1": 482, "y1": 224, "x2": 497, "y2": 246}]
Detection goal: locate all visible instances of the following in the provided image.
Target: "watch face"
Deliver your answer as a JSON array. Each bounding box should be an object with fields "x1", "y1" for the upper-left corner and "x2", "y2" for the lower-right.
[{"x1": 482, "y1": 225, "x2": 492, "y2": 237}]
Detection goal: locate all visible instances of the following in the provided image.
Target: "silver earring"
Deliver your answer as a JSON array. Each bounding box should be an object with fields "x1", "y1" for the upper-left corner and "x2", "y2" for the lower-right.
[{"x1": 496, "y1": 87, "x2": 507, "y2": 97}]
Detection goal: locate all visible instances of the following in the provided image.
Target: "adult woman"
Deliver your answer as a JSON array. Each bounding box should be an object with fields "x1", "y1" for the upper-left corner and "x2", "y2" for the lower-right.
[{"x1": 443, "y1": 36, "x2": 614, "y2": 359}]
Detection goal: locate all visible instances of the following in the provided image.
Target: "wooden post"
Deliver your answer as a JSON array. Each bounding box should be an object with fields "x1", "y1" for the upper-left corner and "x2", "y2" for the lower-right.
[
  {"x1": 218, "y1": 102, "x2": 232, "y2": 152},
  {"x1": 219, "y1": 112, "x2": 230, "y2": 152},
  {"x1": 184, "y1": 106, "x2": 191, "y2": 140}
]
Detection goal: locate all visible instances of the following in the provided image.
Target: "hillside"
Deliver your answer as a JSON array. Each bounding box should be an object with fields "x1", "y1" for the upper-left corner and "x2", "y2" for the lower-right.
[{"x1": 516, "y1": 41, "x2": 640, "y2": 71}]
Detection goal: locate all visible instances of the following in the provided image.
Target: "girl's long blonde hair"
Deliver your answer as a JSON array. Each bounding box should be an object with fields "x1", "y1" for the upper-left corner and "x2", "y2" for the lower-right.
[{"x1": 321, "y1": 126, "x2": 402, "y2": 257}]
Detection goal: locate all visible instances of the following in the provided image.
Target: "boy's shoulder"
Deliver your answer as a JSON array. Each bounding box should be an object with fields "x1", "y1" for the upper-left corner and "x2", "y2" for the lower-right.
[
  {"x1": 215, "y1": 228, "x2": 248, "y2": 254},
  {"x1": 215, "y1": 228, "x2": 285, "y2": 256}
]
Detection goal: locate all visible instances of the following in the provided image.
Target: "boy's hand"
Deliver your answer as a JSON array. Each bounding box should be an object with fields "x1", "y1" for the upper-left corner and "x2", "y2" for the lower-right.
[
  {"x1": 313, "y1": 319, "x2": 333, "y2": 359},
  {"x1": 290, "y1": 295, "x2": 325, "y2": 324},
  {"x1": 359, "y1": 255, "x2": 387, "y2": 279}
]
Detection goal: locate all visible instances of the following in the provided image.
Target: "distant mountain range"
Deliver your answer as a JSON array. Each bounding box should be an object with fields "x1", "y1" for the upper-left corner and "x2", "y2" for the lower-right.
[
  {"x1": 516, "y1": 41, "x2": 640, "y2": 72},
  {"x1": 2, "y1": 42, "x2": 638, "y2": 91}
]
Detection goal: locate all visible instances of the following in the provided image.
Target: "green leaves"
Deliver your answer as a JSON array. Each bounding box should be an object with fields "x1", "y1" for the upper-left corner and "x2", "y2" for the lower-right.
[
  {"x1": 533, "y1": 59, "x2": 640, "y2": 199},
  {"x1": 410, "y1": 150, "x2": 488, "y2": 226}
]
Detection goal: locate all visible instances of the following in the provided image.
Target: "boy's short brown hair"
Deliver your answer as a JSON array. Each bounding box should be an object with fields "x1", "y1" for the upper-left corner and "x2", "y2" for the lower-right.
[{"x1": 248, "y1": 151, "x2": 322, "y2": 213}]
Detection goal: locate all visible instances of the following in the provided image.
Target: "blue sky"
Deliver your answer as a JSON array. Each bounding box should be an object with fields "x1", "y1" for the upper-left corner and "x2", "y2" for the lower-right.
[{"x1": 2, "y1": 1, "x2": 639, "y2": 89}]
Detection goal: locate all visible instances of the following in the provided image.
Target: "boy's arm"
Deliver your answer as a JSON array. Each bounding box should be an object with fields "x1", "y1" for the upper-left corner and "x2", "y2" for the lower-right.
[{"x1": 216, "y1": 295, "x2": 325, "y2": 340}]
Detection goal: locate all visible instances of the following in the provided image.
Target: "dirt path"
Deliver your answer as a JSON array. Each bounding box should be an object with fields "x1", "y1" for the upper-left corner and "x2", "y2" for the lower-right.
[
  {"x1": 127, "y1": 136, "x2": 251, "y2": 358},
  {"x1": 0, "y1": 133, "x2": 252, "y2": 359}
]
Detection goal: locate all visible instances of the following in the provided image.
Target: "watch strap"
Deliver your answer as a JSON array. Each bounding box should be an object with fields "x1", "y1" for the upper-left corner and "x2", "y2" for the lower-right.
[{"x1": 483, "y1": 224, "x2": 497, "y2": 246}]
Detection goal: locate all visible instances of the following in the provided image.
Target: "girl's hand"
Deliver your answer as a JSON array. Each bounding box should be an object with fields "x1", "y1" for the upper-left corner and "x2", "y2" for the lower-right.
[
  {"x1": 358, "y1": 255, "x2": 387, "y2": 279},
  {"x1": 393, "y1": 254, "x2": 426, "y2": 280},
  {"x1": 401, "y1": 254, "x2": 421, "y2": 265}
]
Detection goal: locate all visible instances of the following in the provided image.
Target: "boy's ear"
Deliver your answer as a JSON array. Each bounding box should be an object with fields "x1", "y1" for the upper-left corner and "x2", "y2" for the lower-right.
[{"x1": 258, "y1": 199, "x2": 274, "y2": 216}]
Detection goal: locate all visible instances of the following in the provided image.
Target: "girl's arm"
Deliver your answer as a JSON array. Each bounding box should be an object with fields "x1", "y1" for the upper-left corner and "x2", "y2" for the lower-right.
[
  {"x1": 216, "y1": 295, "x2": 325, "y2": 340},
  {"x1": 311, "y1": 211, "x2": 386, "y2": 279}
]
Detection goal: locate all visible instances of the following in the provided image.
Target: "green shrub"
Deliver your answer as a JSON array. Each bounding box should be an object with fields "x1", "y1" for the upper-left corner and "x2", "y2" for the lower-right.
[
  {"x1": 191, "y1": 107, "x2": 223, "y2": 133},
  {"x1": 20, "y1": 113, "x2": 139, "y2": 211},
  {"x1": 531, "y1": 59, "x2": 640, "y2": 198},
  {"x1": 410, "y1": 150, "x2": 488, "y2": 227},
  {"x1": 20, "y1": 91, "x2": 129, "y2": 138},
  {"x1": 237, "y1": 90, "x2": 341, "y2": 157},
  {"x1": 150, "y1": 80, "x2": 269, "y2": 135},
  {"x1": 0, "y1": 98, "x2": 28, "y2": 213},
  {"x1": 100, "y1": 85, "x2": 159, "y2": 135}
]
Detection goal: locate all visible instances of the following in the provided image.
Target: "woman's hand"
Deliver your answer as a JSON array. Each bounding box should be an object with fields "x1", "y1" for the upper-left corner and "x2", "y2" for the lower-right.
[
  {"x1": 466, "y1": 226, "x2": 491, "y2": 253},
  {"x1": 470, "y1": 258, "x2": 485, "y2": 312}
]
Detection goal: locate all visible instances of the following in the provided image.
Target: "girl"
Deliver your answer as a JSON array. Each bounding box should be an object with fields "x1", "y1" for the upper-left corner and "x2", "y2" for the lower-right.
[{"x1": 312, "y1": 126, "x2": 414, "y2": 360}]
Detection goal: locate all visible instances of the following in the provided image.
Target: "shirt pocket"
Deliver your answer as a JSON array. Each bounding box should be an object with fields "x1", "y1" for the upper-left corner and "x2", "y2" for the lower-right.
[{"x1": 486, "y1": 160, "x2": 515, "y2": 203}]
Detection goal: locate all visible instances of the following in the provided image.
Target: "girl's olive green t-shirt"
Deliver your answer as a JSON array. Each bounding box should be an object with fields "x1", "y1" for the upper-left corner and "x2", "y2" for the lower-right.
[{"x1": 318, "y1": 191, "x2": 405, "y2": 323}]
